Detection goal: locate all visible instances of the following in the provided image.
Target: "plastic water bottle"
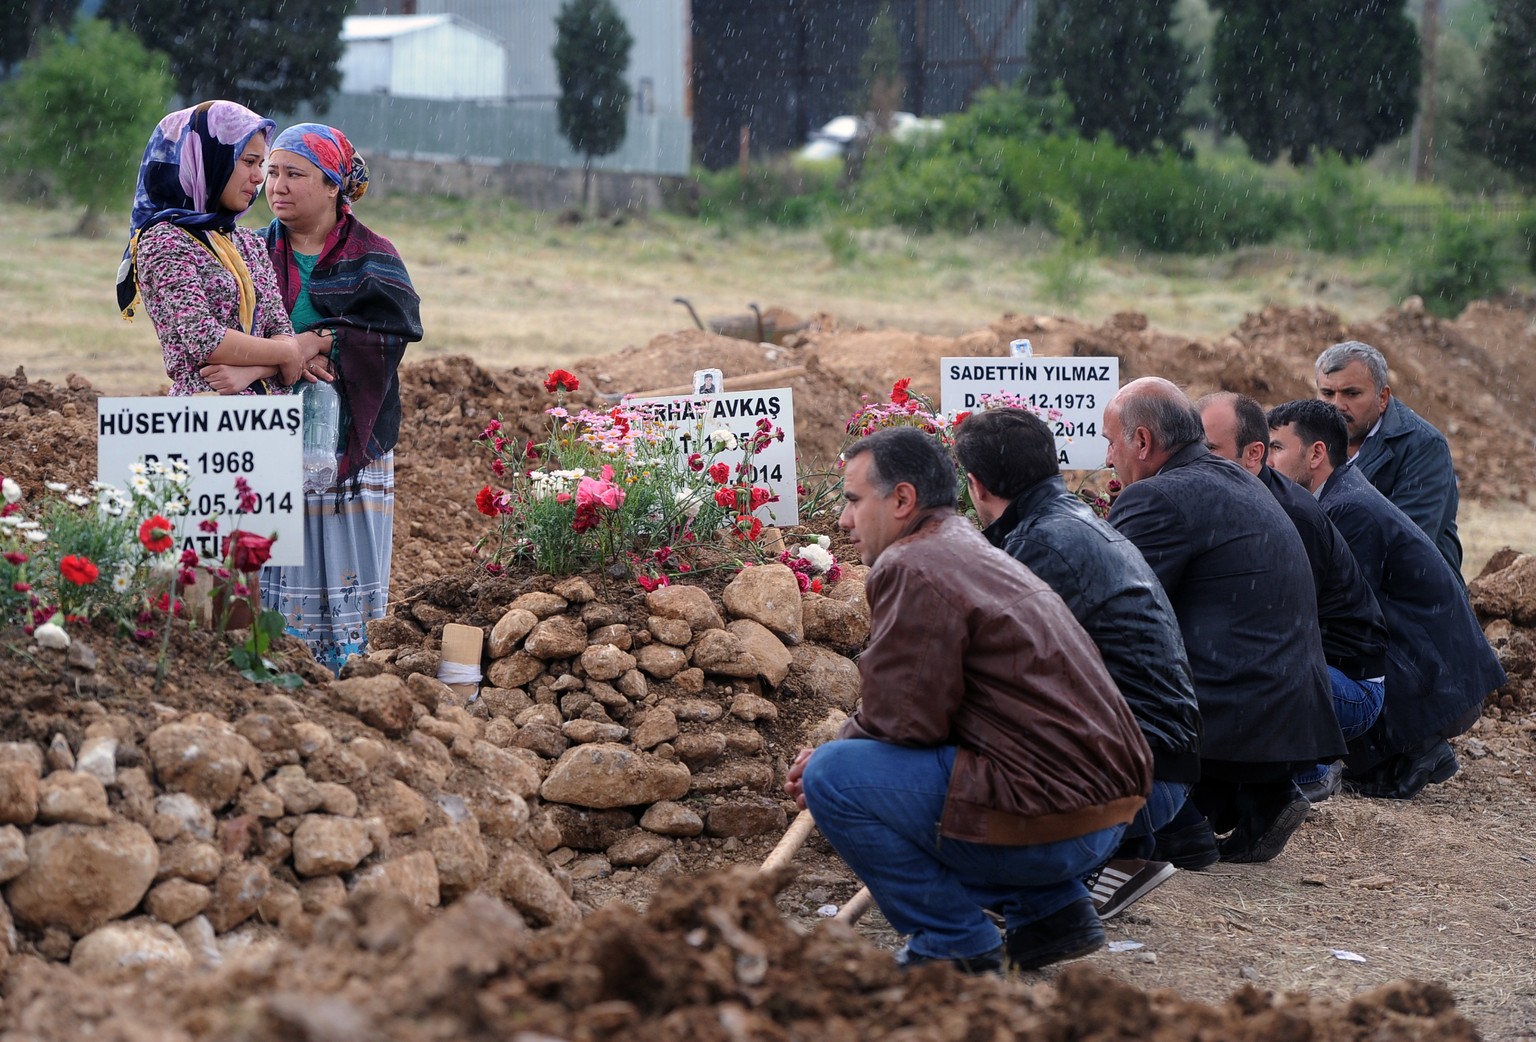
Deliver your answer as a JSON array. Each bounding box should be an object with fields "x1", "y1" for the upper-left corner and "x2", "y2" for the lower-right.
[{"x1": 302, "y1": 380, "x2": 340, "y2": 493}]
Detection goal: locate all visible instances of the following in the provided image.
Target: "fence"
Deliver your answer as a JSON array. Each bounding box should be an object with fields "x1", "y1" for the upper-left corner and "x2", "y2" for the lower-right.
[{"x1": 279, "y1": 93, "x2": 692, "y2": 178}]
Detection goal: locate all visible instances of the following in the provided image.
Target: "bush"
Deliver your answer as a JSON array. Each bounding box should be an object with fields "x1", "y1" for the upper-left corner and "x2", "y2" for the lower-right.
[
  {"x1": 1406, "y1": 213, "x2": 1506, "y2": 317},
  {"x1": 690, "y1": 159, "x2": 841, "y2": 227},
  {"x1": 1291, "y1": 153, "x2": 1401, "y2": 253}
]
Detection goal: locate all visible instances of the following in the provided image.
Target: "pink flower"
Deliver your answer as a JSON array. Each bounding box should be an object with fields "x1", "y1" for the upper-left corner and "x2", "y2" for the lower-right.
[{"x1": 576, "y1": 465, "x2": 626, "y2": 512}]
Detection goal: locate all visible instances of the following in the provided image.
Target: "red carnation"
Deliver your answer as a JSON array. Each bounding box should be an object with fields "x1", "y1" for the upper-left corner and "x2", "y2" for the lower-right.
[
  {"x1": 222, "y1": 530, "x2": 274, "y2": 573},
  {"x1": 953, "y1": 411, "x2": 972, "y2": 427},
  {"x1": 59, "y1": 555, "x2": 99, "y2": 586},
  {"x1": 713, "y1": 487, "x2": 737, "y2": 509},
  {"x1": 748, "y1": 486, "x2": 775, "y2": 511},
  {"x1": 544, "y1": 369, "x2": 580, "y2": 393},
  {"x1": 139, "y1": 515, "x2": 175, "y2": 553},
  {"x1": 687, "y1": 453, "x2": 704, "y2": 472},
  {"x1": 707, "y1": 461, "x2": 731, "y2": 484},
  {"x1": 476, "y1": 486, "x2": 499, "y2": 516},
  {"x1": 890, "y1": 378, "x2": 912, "y2": 405}
]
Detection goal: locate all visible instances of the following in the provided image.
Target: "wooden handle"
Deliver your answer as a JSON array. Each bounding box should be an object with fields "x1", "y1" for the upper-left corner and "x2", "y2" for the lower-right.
[{"x1": 760, "y1": 808, "x2": 816, "y2": 872}]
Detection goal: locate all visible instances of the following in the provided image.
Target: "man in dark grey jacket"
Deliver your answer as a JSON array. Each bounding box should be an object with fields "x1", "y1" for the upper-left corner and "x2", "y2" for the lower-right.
[
  {"x1": 1315, "y1": 341, "x2": 1462, "y2": 575},
  {"x1": 1267, "y1": 399, "x2": 1504, "y2": 798},
  {"x1": 1198, "y1": 391, "x2": 1390, "y2": 803},
  {"x1": 955, "y1": 407, "x2": 1200, "y2": 917},
  {"x1": 1106, "y1": 378, "x2": 1345, "y2": 865}
]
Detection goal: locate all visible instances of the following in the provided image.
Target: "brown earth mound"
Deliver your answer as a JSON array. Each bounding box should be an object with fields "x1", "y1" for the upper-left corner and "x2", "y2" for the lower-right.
[{"x1": 3, "y1": 298, "x2": 1536, "y2": 1041}]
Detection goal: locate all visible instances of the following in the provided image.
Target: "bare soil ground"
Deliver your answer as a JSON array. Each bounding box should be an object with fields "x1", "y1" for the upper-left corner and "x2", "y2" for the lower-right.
[{"x1": 3, "y1": 297, "x2": 1536, "y2": 1041}]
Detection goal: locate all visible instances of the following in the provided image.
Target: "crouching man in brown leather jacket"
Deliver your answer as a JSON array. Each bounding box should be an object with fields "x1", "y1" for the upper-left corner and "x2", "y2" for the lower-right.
[{"x1": 785, "y1": 427, "x2": 1153, "y2": 975}]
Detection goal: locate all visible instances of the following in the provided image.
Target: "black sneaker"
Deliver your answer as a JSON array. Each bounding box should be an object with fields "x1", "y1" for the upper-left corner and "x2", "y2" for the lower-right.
[
  {"x1": 1004, "y1": 897, "x2": 1105, "y2": 971},
  {"x1": 1345, "y1": 738, "x2": 1459, "y2": 800},
  {"x1": 1086, "y1": 858, "x2": 1177, "y2": 920},
  {"x1": 894, "y1": 942, "x2": 1004, "y2": 976},
  {"x1": 1151, "y1": 818, "x2": 1220, "y2": 871},
  {"x1": 1219, "y1": 791, "x2": 1310, "y2": 863},
  {"x1": 1298, "y1": 761, "x2": 1344, "y2": 804}
]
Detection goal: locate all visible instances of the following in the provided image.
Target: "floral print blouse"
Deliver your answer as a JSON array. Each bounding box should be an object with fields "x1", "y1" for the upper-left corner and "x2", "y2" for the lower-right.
[{"x1": 135, "y1": 222, "x2": 295, "y2": 396}]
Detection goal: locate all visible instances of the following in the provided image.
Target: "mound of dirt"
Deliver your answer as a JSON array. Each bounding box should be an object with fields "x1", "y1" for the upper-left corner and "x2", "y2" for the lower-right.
[{"x1": 3, "y1": 296, "x2": 1536, "y2": 1041}]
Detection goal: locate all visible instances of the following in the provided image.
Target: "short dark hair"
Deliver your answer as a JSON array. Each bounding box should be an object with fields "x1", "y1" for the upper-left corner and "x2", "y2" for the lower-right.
[
  {"x1": 1315, "y1": 341, "x2": 1389, "y2": 393},
  {"x1": 952, "y1": 408, "x2": 1058, "y2": 499},
  {"x1": 1119, "y1": 387, "x2": 1205, "y2": 451},
  {"x1": 844, "y1": 427, "x2": 958, "y2": 509},
  {"x1": 1267, "y1": 399, "x2": 1348, "y2": 469},
  {"x1": 1195, "y1": 391, "x2": 1269, "y2": 462}
]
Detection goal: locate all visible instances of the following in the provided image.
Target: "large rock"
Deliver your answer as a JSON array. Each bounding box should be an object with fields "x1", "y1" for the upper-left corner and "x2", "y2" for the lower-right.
[
  {"x1": 630, "y1": 707, "x2": 679, "y2": 750},
  {"x1": 144, "y1": 714, "x2": 260, "y2": 809},
  {"x1": 0, "y1": 760, "x2": 40, "y2": 826},
  {"x1": 783, "y1": 643, "x2": 862, "y2": 710},
  {"x1": 353, "y1": 850, "x2": 441, "y2": 911},
  {"x1": 425, "y1": 823, "x2": 490, "y2": 901},
  {"x1": 292, "y1": 815, "x2": 374, "y2": 877},
  {"x1": 6, "y1": 822, "x2": 159, "y2": 936},
  {"x1": 540, "y1": 743, "x2": 691, "y2": 809},
  {"x1": 205, "y1": 859, "x2": 271, "y2": 933},
  {"x1": 330, "y1": 674, "x2": 415, "y2": 737},
  {"x1": 727, "y1": 619, "x2": 793, "y2": 687},
  {"x1": 691, "y1": 629, "x2": 759, "y2": 678},
  {"x1": 70, "y1": 918, "x2": 190, "y2": 979},
  {"x1": 634, "y1": 643, "x2": 689, "y2": 679},
  {"x1": 36, "y1": 771, "x2": 111, "y2": 825},
  {"x1": 368, "y1": 779, "x2": 430, "y2": 835},
  {"x1": 607, "y1": 831, "x2": 674, "y2": 867},
  {"x1": 706, "y1": 796, "x2": 789, "y2": 838},
  {"x1": 722, "y1": 563, "x2": 804, "y2": 643},
  {"x1": 546, "y1": 805, "x2": 636, "y2": 850},
  {"x1": 496, "y1": 847, "x2": 580, "y2": 927},
  {"x1": 144, "y1": 878, "x2": 212, "y2": 925},
  {"x1": 487, "y1": 651, "x2": 543, "y2": 690},
  {"x1": 524, "y1": 615, "x2": 589, "y2": 660},
  {"x1": 639, "y1": 801, "x2": 705, "y2": 837},
  {"x1": 489, "y1": 607, "x2": 538, "y2": 658},
  {"x1": 0, "y1": 825, "x2": 28, "y2": 883},
  {"x1": 646, "y1": 585, "x2": 724, "y2": 632},
  {"x1": 802, "y1": 593, "x2": 871, "y2": 651},
  {"x1": 580, "y1": 643, "x2": 636, "y2": 681},
  {"x1": 510, "y1": 591, "x2": 569, "y2": 618}
]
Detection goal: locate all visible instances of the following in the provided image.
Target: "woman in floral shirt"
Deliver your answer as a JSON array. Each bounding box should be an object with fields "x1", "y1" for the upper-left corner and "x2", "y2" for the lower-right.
[{"x1": 118, "y1": 100, "x2": 327, "y2": 395}]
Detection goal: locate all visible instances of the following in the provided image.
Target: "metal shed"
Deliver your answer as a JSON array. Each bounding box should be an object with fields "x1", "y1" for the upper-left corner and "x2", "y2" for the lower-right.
[{"x1": 340, "y1": 14, "x2": 509, "y2": 101}]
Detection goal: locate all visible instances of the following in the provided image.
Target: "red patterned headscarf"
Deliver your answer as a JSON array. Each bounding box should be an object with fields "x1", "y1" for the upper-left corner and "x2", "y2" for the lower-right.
[{"x1": 270, "y1": 123, "x2": 369, "y2": 209}]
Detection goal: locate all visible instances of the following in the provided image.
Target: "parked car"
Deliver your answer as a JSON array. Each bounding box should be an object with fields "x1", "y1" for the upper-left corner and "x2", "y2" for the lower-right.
[{"x1": 797, "y1": 111, "x2": 944, "y2": 160}]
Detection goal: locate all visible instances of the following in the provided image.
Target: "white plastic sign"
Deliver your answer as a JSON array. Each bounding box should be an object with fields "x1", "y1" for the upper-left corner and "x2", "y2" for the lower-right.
[
  {"x1": 940, "y1": 357, "x2": 1120, "y2": 469},
  {"x1": 627, "y1": 388, "x2": 800, "y2": 527},
  {"x1": 96, "y1": 396, "x2": 306, "y2": 566}
]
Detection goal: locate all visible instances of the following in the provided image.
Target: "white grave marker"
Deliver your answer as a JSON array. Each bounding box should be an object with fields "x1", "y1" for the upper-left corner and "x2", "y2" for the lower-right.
[{"x1": 940, "y1": 357, "x2": 1120, "y2": 469}]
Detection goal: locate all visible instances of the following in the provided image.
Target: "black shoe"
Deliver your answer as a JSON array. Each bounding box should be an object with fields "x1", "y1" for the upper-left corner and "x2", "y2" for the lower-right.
[
  {"x1": 1298, "y1": 761, "x2": 1344, "y2": 804},
  {"x1": 894, "y1": 942, "x2": 1004, "y2": 976},
  {"x1": 1004, "y1": 897, "x2": 1105, "y2": 971},
  {"x1": 1151, "y1": 819, "x2": 1220, "y2": 871},
  {"x1": 1345, "y1": 738, "x2": 1459, "y2": 800},
  {"x1": 1219, "y1": 791, "x2": 1310, "y2": 864}
]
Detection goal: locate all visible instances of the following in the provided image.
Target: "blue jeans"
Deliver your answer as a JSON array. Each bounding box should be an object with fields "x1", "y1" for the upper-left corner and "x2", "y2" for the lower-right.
[
  {"x1": 1113, "y1": 779, "x2": 1191, "y2": 859},
  {"x1": 801, "y1": 740, "x2": 1125, "y2": 962},
  {"x1": 1298, "y1": 669, "x2": 1385, "y2": 784}
]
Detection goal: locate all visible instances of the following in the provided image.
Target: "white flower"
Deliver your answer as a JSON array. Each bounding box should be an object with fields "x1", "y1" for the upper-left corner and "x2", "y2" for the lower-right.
[
  {"x1": 815, "y1": 535, "x2": 831, "y2": 549},
  {"x1": 15, "y1": 520, "x2": 39, "y2": 530},
  {"x1": 130, "y1": 476, "x2": 150, "y2": 495},
  {"x1": 0, "y1": 516, "x2": 18, "y2": 528},
  {"x1": 673, "y1": 488, "x2": 703, "y2": 520},
  {"x1": 129, "y1": 462, "x2": 147, "y2": 475},
  {"x1": 1, "y1": 478, "x2": 20, "y2": 503},
  {"x1": 163, "y1": 499, "x2": 186, "y2": 516},
  {"x1": 34, "y1": 622, "x2": 70, "y2": 650},
  {"x1": 170, "y1": 470, "x2": 189, "y2": 485},
  {"x1": 707, "y1": 429, "x2": 738, "y2": 451},
  {"x1": 66, "y1": 493, "x2": 91, "y2": 507},
  {"x1": 44, "y1": 481, "x2": 68, "y2": 492},
  {"x1": 112, "y1": 572, "x2": 132, "y2": 593},
  {"x1": 171, "y1": 458, "x2": 189, "y2": 471},
  {"x1": 797, "y1": 544, "x2": 835, "y2": 574},
  {"x1": 23, "y1": 529, "x2": 48, "y2": 543}
]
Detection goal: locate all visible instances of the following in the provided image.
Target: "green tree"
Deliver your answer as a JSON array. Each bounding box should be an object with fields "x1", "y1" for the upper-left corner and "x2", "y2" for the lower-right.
[
  {"x1": 1456, "y1": 0, "x2": 1536, "y2": 188},
  {"x1": 99, "y1": 0, "x2": 350, "y2": 116},
  {"x1": 553, "y1": 0, "x2": 633, "y2": 213},
  {"x1": 1, "y1": 17, "x2": 171, "y2": 236},
  {"x1": 1028, "y1": 0, "x2": 1193, "y2": 153},
  {"x1": 845, "y1": 3, "x2": 906, "y2": 184},
  {"x1": 1209, "y1": 0, "x2": 1420, "y2": 165}
]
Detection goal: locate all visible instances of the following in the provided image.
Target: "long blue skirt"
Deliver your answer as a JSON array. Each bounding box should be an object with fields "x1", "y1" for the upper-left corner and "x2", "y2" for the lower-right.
[{"x1": 262, "y1": 452, "x2": 394, "y2": 674}]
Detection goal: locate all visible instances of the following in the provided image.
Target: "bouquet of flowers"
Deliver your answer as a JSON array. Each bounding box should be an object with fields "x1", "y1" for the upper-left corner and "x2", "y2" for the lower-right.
[{"x1": 474, "y1": 371, "x2": 783, "y2": 580}]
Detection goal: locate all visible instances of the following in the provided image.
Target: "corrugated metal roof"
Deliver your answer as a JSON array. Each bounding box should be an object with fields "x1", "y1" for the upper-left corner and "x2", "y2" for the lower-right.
[{"x1": 342, "y1": 14, "x2": 505, "y2": 46}]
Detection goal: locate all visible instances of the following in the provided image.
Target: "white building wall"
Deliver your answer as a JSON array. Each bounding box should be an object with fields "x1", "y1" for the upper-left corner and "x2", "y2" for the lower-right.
[
  {"x1": 338, "y1": 38, "x2": 394, "y2": 94},
  {"x1": 388, "y1": 21, "x2": 507, "y2": 99}
]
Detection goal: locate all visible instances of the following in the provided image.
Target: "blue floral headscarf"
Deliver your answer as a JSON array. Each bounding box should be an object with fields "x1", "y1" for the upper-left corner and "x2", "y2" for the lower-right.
[
  {"x1": 117, "y1": 100, "x2": 275, "y2": 318},
  {"x1": 270, "y1": 123, "x2": 370, "y2": 209}
]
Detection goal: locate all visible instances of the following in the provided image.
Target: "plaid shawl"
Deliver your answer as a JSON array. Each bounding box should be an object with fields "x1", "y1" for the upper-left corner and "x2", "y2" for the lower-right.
[{"x1": 266, "y1": 212, "x2": 423, "y2": 485}]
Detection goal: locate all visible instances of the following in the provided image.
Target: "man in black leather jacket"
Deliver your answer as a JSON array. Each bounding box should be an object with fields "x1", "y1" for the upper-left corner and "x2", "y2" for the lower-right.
[{"x1": 956, "y1": 407, "x2": 1202, "y2": 917}]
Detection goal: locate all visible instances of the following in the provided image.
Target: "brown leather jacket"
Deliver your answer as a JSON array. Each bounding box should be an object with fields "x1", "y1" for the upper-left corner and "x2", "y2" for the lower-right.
[{"x1": 840, "y1": 510, "x2": 1151, "y2": 845}]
